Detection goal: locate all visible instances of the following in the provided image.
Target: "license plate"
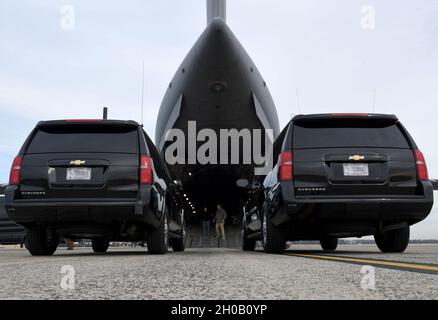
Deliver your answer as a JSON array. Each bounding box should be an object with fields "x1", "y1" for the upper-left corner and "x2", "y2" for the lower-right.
[
  {"x1": 66, "y1": 167, "x2": 91, "y2": 181},
  {"x1": 343, "y1": 163, "x2": 369, "y2": 177}
]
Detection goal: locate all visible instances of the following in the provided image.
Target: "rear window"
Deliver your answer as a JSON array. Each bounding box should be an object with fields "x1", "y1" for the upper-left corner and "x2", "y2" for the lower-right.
[
  {"x1": 293, "y1": 119, "x2": 410, "y2": 149},
  {"x1": 26, "y1": 125, "x2": 139, "y2": 154}
]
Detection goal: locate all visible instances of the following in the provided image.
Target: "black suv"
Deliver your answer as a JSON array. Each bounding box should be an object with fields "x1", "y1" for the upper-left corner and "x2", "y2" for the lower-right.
[
  {"x1": 240, "y1": 114, "x2": 434, "y2": 253},
  {"x1": 5, "y1": 119, "x2": 186, "y2": 255}
]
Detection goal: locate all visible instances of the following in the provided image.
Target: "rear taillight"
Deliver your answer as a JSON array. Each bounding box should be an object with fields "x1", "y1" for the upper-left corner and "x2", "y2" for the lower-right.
[
  {"x1": 140, "y1": 155, "x2": 153, "y2": 185},
  {"x1": 278, "y1": 151, "x2": 293, "y2": 181},
  {"x1": 9, "y1": 155, "x2": 23, "y2": 186},
  {"x1": 414, "y1": 150, "x2": 429, "y2": 181}
]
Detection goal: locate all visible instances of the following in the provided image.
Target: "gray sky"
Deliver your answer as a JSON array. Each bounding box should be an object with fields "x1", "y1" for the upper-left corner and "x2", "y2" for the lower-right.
[{"x1": 0, "y1": 0, "x2": 437, "y2": 238}]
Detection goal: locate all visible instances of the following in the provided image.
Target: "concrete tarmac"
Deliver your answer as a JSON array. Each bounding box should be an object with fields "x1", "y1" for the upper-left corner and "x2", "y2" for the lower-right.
[{"x1": 0, "y1": 244, "x2": 437, "y2": 300}]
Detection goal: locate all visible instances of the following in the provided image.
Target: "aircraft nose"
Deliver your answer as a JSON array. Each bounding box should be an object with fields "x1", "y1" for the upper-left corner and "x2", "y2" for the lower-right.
[{"x1": 197, "y1": 17, "x2": 237, "y2": 68}]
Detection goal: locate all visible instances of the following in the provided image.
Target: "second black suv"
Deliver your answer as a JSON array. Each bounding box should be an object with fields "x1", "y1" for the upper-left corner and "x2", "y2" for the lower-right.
[
  {"x1": 5, "y1": 119, "x2": 186, "y2": 255},
  {"x1": 240, "y1": 114, "x2": 434, "y2": 253}
]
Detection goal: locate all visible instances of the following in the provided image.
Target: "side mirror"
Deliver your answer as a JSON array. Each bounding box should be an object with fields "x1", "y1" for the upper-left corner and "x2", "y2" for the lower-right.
[{"x1": 236, "y1": 179, "x2": 250, "y2": 189}]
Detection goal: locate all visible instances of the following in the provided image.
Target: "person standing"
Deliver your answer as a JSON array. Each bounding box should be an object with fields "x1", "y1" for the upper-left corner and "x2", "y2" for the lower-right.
[
  {"x1": 64, "y1": 238, "x2": 74, "y2": 250},
  {"x1": 214, "y1": 204, "x2": 227, "y2": 240},
  {"x1": 201, "y1": 207, "x2": 211, "y2": 235}
]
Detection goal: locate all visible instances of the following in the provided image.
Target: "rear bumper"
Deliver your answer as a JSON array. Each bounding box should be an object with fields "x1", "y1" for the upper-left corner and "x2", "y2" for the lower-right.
[
  {"x1": 4, "y1": 185, "x2": 160, "y2": 227},
  {"x1": 1, "y1": 197, "x2": 26, "y2": 245},
  {"x1": 273, "y1": 181, "x2": 434, "y2": 226},
  {"x1": 0, "y1": 231, "x2": 26, "y2": 245}
]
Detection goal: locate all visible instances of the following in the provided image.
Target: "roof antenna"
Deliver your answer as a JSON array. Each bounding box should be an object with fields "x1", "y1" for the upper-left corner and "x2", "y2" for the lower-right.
[
  {"x1": 372, "y1": 88, "x2": 377, "y2": 113},
  {"x1": 103, "y1": 107, "x2": 108, "y2": 120},
  {"x1": 141, "y1": 60, "x2": 145, "y2": 126},
  {"x1": 296, "y1": 88, "x2": 302, "y2": 114}
]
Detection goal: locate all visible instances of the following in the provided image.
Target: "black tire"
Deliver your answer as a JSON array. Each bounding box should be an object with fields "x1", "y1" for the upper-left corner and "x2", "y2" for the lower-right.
[
  {"x1": 91, "y1": 238, "x2": 110, "y2": 253},
  {"x1": 320, "y1": 237, "x2": 338, "y2": 251},
  {"x1": 242, "y1": 216, "x2": 256, "y2": 251},
  {"x1": 374, "y1": 227, "x2": 410, "y2": 253},
  {"x1": 147, "y1": 213, "x2": 169, "y2": 254},
  {"x1": 262, "y1": 205, "x2": 286, "y2": 254},
  {"x1": 171, "y1": 222, "x2": 186, "y2": 252},
  {"x1": 25, "y1": 227, "x2": 59, "y2": 256}
]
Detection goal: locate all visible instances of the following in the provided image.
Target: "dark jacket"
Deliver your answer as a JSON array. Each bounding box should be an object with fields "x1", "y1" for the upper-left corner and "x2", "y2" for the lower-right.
[{"x1": 214, "y1": 208, "x2": 227, "y2": 224}]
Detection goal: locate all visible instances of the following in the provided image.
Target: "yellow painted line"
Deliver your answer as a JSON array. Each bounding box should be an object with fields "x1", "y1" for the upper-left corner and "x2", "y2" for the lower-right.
[{"x1": 286, "y1": 253, "x2": 438, "y2": 272}]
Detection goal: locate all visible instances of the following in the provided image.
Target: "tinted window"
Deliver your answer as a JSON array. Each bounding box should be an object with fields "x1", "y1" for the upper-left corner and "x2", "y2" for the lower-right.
[
  {"x1": 27, "y1": 125, "x2": 139, "y2": 154},
  {"x1": 293, "y1": 119, "x2": 410, "y2": 149}
]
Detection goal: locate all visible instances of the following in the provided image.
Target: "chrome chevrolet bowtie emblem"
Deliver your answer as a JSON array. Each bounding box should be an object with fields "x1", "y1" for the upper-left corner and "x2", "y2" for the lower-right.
[
  {"x1": 70, "y1": 160, "x2": 86, "y2": 166},
  {"x1": 349, "y1": 155, "x2": 365, "y2": 161}
]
